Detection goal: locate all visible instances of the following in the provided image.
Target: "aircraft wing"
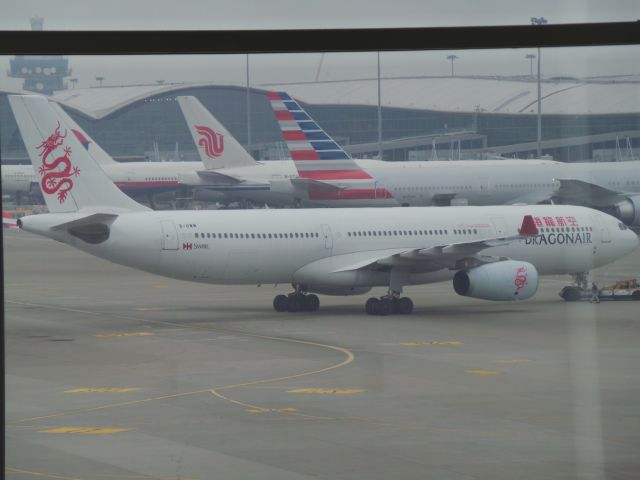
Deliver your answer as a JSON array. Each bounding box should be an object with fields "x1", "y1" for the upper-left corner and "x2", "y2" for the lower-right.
[
  {"x1": 553, "y1": 178, "x2": 622, "y2": 206},
  {"x1": 331, "y1": 215, "x2": 538, "y2": 273}
]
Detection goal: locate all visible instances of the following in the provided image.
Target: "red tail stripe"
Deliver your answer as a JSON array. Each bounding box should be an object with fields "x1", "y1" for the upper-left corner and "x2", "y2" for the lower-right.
[
  {"x1": 275, "y1": 110, "x2": 294, "y2": 121},
  {"x1": 309, "y1": 187, "x2": 394, "y2": 200},
  {"x1": 291, "y1": 150, "x2": 320, "y2": 160},
  {"x1": 283, "y1": 131, "x2": 307, "y2": 141},
  {"x1": 300, "y1": 170, "x2": 373, "y2": 180},
  {"x1": 267, "y1": 92, "x2": 282, "y2": 100}
]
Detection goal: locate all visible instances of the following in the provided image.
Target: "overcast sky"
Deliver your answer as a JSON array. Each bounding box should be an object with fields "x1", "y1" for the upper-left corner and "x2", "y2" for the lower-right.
[
  {"x1": 1, "y1": 0, "x2": 639, "y2": 91},
  {"x1": 2, "y1": 0, "x2": 639, "y2": 30}
]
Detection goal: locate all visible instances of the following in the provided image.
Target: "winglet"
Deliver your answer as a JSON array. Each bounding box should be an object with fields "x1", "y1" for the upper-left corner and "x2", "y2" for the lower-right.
[{"x1": 519, "y1": 215, "x2": 539, "y2": 236}]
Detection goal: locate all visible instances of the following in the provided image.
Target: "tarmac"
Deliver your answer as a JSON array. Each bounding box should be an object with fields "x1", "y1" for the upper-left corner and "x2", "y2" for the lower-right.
[{"x1": 4, "y1": 228, "x2": 640, "y2": 480}]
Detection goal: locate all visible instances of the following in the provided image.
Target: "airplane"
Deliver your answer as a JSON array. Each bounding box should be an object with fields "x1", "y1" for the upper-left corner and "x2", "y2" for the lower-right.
[
  {"x1": 10, "y1": 94, "x2": 639, "y2": 314},
  {"x1": 2, "y1": 210, "x2": 19, "y2": 229},
  {"x1": 1, "y1": 99, "x2": 260, "y2": 207},
  {"x1": 266, "y1": 91, "x2": 640, "y2": 226}
]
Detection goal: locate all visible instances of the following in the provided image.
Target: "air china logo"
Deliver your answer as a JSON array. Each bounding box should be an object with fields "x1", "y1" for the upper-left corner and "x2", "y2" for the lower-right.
[
  {"x1": 195, "y1": 125, "x2": 224, "y2": 158},
  {"x1": 36, "y1": 122, "x2": 80, "y2": 203},
  {"x1": 514, "y1": 266, "x2": 528, "y2": 291}
]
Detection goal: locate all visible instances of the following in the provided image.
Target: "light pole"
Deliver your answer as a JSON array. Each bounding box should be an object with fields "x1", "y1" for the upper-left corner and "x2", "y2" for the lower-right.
[
  {"x1": 377, "y1": 51, "x2": 382, "y2": 160},
  {"x1": 69, "y1": 78, "x2": 78, "y2": 89},
  {"x1": 525, "y1": 54, "x2": 536, "y2": 77},
  {"x1": 246, "y1": 54, "x2": 251, "y2": 148},
  {"x1": 530, "y1": 17, "x2": 547, "y2": 158},
  {"x1": 446, "y1": 55, "x2": 458, "y2": 77},
  {"x1": 95, "y1": 76, "x2": 104, "y2": 87}
]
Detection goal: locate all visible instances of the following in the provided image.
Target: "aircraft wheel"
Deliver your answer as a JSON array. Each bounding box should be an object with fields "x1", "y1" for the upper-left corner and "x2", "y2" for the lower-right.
[
  {"x1": 365, "y1": 297, "x2": 380, "y2": 315},
  {"x1": 561, "y1": 287, "x2": 582, "y2": 302},
  {"x1": 304, "y1": 294, "x2": 320, "y2": 312},
  {"x1": 378, "y1": 298, "x2": 393, "y2": 316},
  {"x1": 398, "y1": 297, "x2": 414, "y2": 314},
  {"x1": 273, "y1": 294, "x2": 288, "y2": 312},
  {"x1": 287, "y1": 295, "x2": 302, "y2": 312}
]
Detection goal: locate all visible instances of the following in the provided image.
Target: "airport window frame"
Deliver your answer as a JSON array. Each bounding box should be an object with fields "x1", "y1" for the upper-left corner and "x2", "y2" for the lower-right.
[{"x1": 2, "y1": 22, "x2": 640, "y2": 479}]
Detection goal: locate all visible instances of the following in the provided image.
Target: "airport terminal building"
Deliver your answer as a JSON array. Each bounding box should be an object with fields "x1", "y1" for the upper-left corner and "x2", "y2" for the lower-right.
[{"x1": 2, "y1": 75, "x2": 640, "y2": 164}]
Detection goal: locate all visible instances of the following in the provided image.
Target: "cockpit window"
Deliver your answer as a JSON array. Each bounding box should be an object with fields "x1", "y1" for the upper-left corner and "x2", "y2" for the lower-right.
[{"x1": 619, "y1": 222, "x2": 629, "y2": 231}]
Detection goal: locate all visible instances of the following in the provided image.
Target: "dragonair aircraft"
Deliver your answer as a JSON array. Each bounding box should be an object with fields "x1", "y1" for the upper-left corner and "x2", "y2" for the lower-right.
[{"x1": 10, "y1": 95, "x2": 638, "y2": 314}]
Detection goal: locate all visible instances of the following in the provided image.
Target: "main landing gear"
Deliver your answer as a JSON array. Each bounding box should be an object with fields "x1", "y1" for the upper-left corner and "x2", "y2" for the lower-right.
[
  {"x1": 365, "y1": 293, "x2": 414, "y2": 315},
  {"x1": 273, "y1": 287, "x2": 320, "y2": 313},
  {"x1": 365, "y1": 268, "x2": 414, "y2": 315}
]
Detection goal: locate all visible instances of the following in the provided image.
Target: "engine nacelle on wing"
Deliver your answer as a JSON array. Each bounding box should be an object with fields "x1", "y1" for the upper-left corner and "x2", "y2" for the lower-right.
[
  {"x1": 613, "y1": 195, "x2": 640, "y2": 227},
  {"x1": 453, "y1": 261, "x2": 539, "y2": 301}
]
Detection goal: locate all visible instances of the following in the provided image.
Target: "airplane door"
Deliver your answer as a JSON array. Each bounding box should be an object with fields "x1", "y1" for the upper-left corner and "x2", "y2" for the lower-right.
[
  {"x1": 592, "y1": 216, "x2": 611, "y2": 244},
  {"x1": 321, "y1": 224, "x2": 333, "y2": 250},
  {"x1": 160, "y1": 220, "x2": 179, "y2": 250},
  {"x1": 490, "y1": 217, "x2": 508, "y2": 237}
]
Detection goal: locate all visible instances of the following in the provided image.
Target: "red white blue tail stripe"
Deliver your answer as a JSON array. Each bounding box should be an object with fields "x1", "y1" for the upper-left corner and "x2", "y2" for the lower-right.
[{"x1": 268, "y1": 91, "x2": 394, "y2": 202}]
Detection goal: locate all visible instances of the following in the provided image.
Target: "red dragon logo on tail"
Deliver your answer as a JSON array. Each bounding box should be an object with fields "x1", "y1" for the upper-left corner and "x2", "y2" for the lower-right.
[
  {"x1": 36, "y1": 121, "x2": 80, "y2": 203},
  {"x1": 194, "y1": 125, "x2": 224, "y2": 158}
]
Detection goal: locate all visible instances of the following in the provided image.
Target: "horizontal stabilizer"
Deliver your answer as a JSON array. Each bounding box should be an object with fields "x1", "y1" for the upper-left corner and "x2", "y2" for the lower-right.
[
  {"x1": 50, "y1": 213, "x2": 119, "y2": 231},
  {"x1": 291, "y1": 177, "x2": 345, "y2": 193},
  {"x1": 196, "y1": 170, "x2": 244, "y2": 184}
]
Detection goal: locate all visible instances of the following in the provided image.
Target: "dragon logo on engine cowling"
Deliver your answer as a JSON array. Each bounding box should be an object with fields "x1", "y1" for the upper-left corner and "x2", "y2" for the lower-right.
[
  {"x1": 514, "y1": 266, "x2": 528, "y2": 291},
  {"x1": 36, "y1": 121, "x2": 80, "y2": 203}
]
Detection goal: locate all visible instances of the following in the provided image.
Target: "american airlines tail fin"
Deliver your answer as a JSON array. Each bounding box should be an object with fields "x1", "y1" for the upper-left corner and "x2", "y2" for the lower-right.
[
  {"x1": 176, "y1": 96, "x2": 257, "y2": 170},
  {"x1": 267, "y1": 91, "x2": 393, "y2": 202},
  {"x1": 9, "y1": 95, "x2": 149, "y2": 214},
  {"x1": 49, "y1": 102, "x2": 117, "y2": 165}
]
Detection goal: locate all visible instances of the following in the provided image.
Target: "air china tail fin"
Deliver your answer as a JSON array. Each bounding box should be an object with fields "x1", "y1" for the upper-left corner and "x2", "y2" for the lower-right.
[
  {"x1": 176, "y1": 96, "x2": 257, "y2": 170},
  {"x1": 267, "y1": 91, "x2": 393, "y2": 202},
  {"x1": 49, "y1": 102, "x2": 117, "y2": 165},
  {"x1": 8, "y1": 95, "x2": 149, "y2": 214}
]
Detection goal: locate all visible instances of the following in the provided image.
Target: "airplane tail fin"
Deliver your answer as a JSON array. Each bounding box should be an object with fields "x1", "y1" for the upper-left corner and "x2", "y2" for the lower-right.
[
  {"x1": 267, "y1": 91, "x2": 393, "y2": 202},
  {"x1": 8, "y1": 95, "x2": 149, "y2": 214},
  {"x1": 49, "y1": 102, "x2": 118, "y2": 165},
  {"x1": 176, "y1": 96, "x2": 257, "y2": 170}
]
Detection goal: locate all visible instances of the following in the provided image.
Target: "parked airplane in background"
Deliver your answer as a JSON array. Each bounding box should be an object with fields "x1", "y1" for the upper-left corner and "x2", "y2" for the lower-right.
[
  {"x1": 2, "y1": 100, "x2": 260, "y2": 206},
  {"x1": 11, "y1": 95, "x2": 638, "y2": 314},
  {"x1": 2, "y1": 211, "x2": 19, "y2": 229},
  {"x1": 4, "y1": 94, "x2": 639, "y2": 229},
  {"x1": 266, "y1": 91, "x2": 640, "y2": 226}
]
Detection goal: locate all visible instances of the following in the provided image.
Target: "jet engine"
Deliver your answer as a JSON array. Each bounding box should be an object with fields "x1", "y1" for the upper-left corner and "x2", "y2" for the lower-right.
[
  {"x1": 453, "y1": 261, "x2": 539, "y2": 301},
  {"x1": 613, "y1": 195, "x2": 640, "y2": 227}
]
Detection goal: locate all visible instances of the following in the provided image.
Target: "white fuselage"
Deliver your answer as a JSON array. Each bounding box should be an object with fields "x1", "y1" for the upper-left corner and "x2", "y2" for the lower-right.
[{"x1": 22, "y1": 205, "x2": 638, "y2": 292}]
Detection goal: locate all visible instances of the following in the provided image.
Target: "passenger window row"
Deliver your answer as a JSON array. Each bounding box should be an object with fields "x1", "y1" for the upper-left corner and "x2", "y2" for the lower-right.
[
  {"x1": 347, "y1": 228, "x2": 453, "y2": 237},
  {"x1": 195, "y1": 232, "x2": 320, "y2": 239},
  {"x1": 538, "y1": 226, "x2": 592, "y2": 233}
]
